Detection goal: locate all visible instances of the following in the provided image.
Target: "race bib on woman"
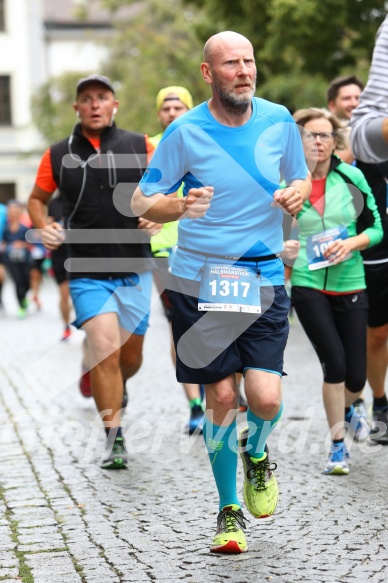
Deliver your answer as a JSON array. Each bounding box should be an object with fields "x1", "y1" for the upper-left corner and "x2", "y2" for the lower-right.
[{"x1": 306, "y1": 225, "x2": 352, "y2": 270}]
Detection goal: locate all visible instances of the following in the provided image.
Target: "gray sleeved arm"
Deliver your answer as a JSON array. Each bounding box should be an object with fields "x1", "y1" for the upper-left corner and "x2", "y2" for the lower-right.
[{"x1": 350, "y1": 15, "x2": 388, "y2": 163}]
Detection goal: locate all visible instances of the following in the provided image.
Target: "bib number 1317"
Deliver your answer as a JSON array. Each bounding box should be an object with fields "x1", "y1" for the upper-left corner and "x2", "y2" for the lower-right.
[
  {"x1": 198, "y1": 264, "x2": 261, "y2": 313},
  {"x1": 209, "y1": 279, "x2": 250, "y2": 298}
]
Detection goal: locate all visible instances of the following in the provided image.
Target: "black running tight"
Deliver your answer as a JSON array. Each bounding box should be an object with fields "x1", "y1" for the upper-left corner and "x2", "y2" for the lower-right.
[{"x1": 291, "y1": 286, "x2": 368, "y2": 393}]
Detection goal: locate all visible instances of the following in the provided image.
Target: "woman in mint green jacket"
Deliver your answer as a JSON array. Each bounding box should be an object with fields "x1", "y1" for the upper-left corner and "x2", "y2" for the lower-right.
[{"x1": 286, "y1": 108, "x2": 383, "y2": 476}]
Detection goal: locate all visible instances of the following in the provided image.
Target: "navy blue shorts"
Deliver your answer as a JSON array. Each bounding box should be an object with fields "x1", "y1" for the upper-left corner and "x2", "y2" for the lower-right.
[{"x1": 169, "y1": 276, "x2": 290, "y2": 384}]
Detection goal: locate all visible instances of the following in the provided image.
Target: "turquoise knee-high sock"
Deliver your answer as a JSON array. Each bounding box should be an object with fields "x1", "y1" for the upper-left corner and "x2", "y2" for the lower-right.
[
  {"x1": 203, "y1": 417, "x2": 241, "y2": 511},
  {"x1": 246, "y1": 403, "x2": 283, "y2": 458}
]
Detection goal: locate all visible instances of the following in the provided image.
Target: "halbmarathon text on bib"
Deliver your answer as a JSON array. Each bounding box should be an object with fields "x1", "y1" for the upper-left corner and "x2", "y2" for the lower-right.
[{"x1": 198, "y1": 264, "x2": 261, "y2": 313}]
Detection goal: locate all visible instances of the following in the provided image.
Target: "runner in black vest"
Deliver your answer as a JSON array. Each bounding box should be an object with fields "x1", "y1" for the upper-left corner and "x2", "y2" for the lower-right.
[{"x1": 28, "y1": 75, "x2": 158, "y2": 469}]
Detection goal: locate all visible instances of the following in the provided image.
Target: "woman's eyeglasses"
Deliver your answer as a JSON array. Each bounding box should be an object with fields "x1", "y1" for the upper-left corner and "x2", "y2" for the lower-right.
[{"x1": 302, "y1": 131, "x2": 335, "y2": 142}]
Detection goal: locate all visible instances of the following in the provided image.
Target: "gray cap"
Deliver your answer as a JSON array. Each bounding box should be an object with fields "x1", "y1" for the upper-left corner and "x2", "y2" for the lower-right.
[{"x1": 76, "y1": 74, "x2": 115, "y2": 95}]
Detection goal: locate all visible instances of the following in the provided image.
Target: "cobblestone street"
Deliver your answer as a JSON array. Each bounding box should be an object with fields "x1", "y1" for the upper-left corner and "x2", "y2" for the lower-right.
[{"x1": 0, "y1": 278, "x2": 387, "y2": 582}]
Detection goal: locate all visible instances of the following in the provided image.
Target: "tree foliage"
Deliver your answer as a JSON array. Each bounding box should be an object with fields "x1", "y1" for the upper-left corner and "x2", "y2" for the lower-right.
[
  {"x1": 31, "y1": 72, "x2": 84, "y2": 144},
  {"x1": 31, "y1": 0, "x2": 388, "y2": 143},
  {"x1": 100, "y1": 0, "x2": 208, "y2": 136},
  {"x1": 32, "y1": 0, "x2": 207, "y2": 144},
  {"x1": 183, "y1": 0, "x2": 387, "y2": 110}
]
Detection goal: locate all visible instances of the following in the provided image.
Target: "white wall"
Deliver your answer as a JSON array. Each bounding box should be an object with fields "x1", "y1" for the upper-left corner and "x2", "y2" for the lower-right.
[
  {"x1": 0, "y1": 0, "x2": 113, "y2": 200},
  {"x1": 0, "y1": 0, "x2": 46, "y2": 128},
  {"x1": 0, "y1": 0, "x2": 46, "y2": 199},
  {"x1": 46, "y1": 38, "x2": 109, "y2": 77}
]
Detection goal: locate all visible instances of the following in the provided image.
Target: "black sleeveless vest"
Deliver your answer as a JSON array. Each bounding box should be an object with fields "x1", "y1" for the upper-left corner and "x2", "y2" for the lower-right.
[{"x1": 50, "y1": 123, "x2": 153, "y2": 279}]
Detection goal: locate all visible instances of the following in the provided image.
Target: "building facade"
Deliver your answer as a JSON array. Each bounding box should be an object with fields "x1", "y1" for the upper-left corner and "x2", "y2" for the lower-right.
[{"x1": 0, "y1": 0, "x2": 136, "y2": 203}]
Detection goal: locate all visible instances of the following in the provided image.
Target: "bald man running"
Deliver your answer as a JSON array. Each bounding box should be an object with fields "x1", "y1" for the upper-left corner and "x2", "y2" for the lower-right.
[{"x1": 132, "y1": 31, "x2": 311, "y2": 553}]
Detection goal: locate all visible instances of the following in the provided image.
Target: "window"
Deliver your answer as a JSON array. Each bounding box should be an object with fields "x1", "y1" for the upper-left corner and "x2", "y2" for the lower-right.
[
  {"x1": 0, "y1": 0, "x2": 5, "y2": 32},
  {"x1": 0, "y1": 76, "x2": 11, "y2": 125},
  {"x1": 0, "y1": 183, "x2": 16, "y2": 204}
]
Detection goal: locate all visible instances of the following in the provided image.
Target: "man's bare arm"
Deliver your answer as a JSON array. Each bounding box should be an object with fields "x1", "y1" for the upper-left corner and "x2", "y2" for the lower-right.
[
  {"x1": 272, "y1": 174, "x2": 311, "y2": 216},
  {"x1": 28, "y1": 184, "x2": 52, "y2": 229},
  {"x1": 290, "y1": 174, "x2": 312, "y2": 203},
  {"x1": 131, "y1": 185, "x2": 214, "y2": 222},
  {"x1": 28, "y1": 184, "x2": 64, "y2": 250}
]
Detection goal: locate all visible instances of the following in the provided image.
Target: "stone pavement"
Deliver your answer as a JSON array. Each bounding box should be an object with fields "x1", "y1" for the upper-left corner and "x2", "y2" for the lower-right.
[{"x1": 0, "y1": 277, "x2": 387, "y2": 583}]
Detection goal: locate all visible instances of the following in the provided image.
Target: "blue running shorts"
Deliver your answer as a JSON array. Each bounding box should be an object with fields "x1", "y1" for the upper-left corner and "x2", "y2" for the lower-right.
[
  {"x1": 69, "y1": 272, "x2": 153, "y2": 335},
  {"x1": 169, "y1": 276, "x2": 290, "y2": 384}
]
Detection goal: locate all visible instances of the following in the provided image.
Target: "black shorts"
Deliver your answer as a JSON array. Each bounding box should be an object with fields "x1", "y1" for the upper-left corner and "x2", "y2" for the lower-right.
[
  {"x1": 364, "y1": 261, "x2": 388, "y2": 327},
  {"x1": 169, "y1": 276, "x2": 290, "y2": 384},
  {"x1": 31, "y1": 257, "x2": 45, "y2": 272},
  {"x1": 51, "y1": 247, "x2": 68, "y2": 285}
]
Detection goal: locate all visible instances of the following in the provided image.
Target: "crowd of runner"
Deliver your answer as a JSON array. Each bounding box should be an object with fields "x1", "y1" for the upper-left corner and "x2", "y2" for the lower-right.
[{"x1": 1, "y1": 17, "x2": 388, "y2": 555}]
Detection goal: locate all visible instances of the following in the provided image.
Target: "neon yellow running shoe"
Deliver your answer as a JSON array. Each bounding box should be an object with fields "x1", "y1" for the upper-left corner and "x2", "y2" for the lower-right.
[
  {"x1": 239, "y1": 428, "x2": 278, "y2": 518},
  {"x1": 17, "y1": 306, "x2": 27, "y2": 319},
  {"x1": 210, "y1": 504, "x2": 248, "y2": 554}
]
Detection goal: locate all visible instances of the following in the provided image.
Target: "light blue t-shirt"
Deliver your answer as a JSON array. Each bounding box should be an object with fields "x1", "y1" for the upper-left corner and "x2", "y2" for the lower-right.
[{"x1": 139, "y1": 98, "x2": 308, "y2": 284}]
